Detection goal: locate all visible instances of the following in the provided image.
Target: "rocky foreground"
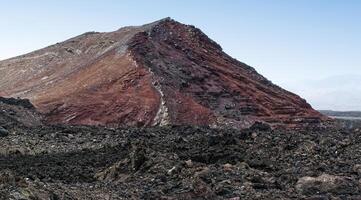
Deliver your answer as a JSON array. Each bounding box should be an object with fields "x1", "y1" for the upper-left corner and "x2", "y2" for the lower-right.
[{"x1": 0, "y1": 98, "x2": 361, "y2": 199}]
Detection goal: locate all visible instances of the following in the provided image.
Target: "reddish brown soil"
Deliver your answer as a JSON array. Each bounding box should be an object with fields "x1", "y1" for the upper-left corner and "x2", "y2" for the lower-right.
[{"x1": 0, "y1": 18, "x2": 327, "y2": 128}]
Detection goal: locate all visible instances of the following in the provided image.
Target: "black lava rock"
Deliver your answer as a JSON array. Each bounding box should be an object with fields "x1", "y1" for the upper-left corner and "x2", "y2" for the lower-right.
[{"x1": 0, "y1": 126, "x2": 9, "y2": 137}]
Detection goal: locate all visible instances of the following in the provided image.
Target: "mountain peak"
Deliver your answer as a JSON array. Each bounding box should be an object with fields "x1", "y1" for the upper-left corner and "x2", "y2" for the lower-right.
[
  {"x1": 158, "y1": 16, "x2": 174, "y2": 22},
  {"x1": 0, "y1": 18, "x2": 327, "y2": 128}
]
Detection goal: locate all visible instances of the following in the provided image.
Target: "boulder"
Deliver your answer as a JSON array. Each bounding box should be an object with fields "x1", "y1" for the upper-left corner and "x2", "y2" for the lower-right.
[
  {"x1": 296, "y1": 174, "x2": 359, "y2": 195},
  {"x1": 0, "y1": 127, "x2": 9, "y2": 137},
  {"x1": 250, "y1": 121, "x2": 272, "y2": 131},
  {"x1": 353, "y1": 164, "x2": 361, "y2": 176}
]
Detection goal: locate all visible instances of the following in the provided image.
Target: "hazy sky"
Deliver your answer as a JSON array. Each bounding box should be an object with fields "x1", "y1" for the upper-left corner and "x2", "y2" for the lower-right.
[{"x1": 1, "y1": 0, "x2": 360, "y2": 110}]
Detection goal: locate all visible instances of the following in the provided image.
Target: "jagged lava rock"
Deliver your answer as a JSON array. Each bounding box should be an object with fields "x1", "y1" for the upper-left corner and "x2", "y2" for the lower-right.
[
  {"x1": 0, "y1": 18, "x2": 326, "y2": 128},
  {"x1": 0, "y1": 97, "x2": 42, "y2": 129}
]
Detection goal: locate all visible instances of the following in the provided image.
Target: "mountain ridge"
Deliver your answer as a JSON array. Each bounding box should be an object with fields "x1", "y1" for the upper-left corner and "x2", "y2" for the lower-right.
[{"x1": 0, "y1": 18, "x2": 326, "y2": 128}]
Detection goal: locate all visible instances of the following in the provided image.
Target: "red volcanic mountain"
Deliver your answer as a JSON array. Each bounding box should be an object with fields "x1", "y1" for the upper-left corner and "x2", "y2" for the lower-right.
[{"x1": 0, "y1": 18, "x2": 325, "y2": 128}]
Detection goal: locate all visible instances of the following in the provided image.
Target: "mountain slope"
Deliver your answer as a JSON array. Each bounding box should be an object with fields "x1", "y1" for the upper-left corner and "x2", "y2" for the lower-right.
[{"x1": 0, "y1": 18, "x2": 325, "y2": 128}]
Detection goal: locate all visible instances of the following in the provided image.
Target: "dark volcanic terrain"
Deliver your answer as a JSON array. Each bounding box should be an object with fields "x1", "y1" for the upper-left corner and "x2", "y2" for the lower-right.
[
  {"x1": 0, "y1": 18, "x2": 353, "y2": 200},
  {"x1": 0, "y1": 18, "x2": 326, "y2": 129},
  {"x1": 0, "y1": 97, "x2": 361, "y2": 200}
]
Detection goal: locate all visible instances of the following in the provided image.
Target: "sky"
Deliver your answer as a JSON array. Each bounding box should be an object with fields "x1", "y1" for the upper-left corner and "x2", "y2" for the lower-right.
[{"x1": 0, "y1": 0, "x2": 360, "y2": 110}]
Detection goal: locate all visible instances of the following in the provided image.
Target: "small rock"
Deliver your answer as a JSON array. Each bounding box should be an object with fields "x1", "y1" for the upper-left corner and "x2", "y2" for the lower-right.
[
  {"x1": 215, "y1": 183, "x2": 233, "y2": 196},
  {"x1": 167, "y1": 166, "x2": 177, "y2": 175},
  {"x1": 130, "y1": 143, "x2": 147, "y2": 171},
  {"x1": 0, "y1": 126, "x2": 9, "y2": 137},
  {"x1": 185, "y1": 159, "x2": 193, "y2": 168},
  {"x1": 195, "y1": 167, "x2": 210, "y2": 178},
  {"x1": 192, "y1": 178, "x2": 216, "y2": 198},
  {"x1": 167, "y1": 164, "x2": 182, "y2": 176},
  {"x1": 236, "y1": 162, "x2": 250, "y2": 170},
  {"x1": 296, "y1": 174, "x2": 357, "y2": 195},
  {"x1": 223, "y1": 163, "x2": 234, "y2": 171},
  {"x1": 353, "y1": 164, "x2": 361, "y2": 176},
  {"x1": 220, "y1": 179, "x2": 232, "y2": 184},
  {"x1": 250, "y1": 121, "x2": 271, "y2": 131},
  {"x1": 95, "y1": 158, "x2": 129, "y2": 181},
  {"x1": 0, "y1": 170, "x2": 16, "y2": 186},
  {"x1": 240, "y1": 181, "x2": 255, "y2": 194}
]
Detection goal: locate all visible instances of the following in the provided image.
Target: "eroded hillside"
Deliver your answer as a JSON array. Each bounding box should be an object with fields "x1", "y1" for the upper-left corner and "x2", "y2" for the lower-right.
[{"x1": 0, "y1": 18, "x2": 326, "y2": 128}]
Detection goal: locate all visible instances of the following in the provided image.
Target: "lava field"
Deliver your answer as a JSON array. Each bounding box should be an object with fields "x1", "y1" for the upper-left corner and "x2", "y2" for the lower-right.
[{"x1": 1, "y1": 98, "x2": 361, "y2": 199}]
